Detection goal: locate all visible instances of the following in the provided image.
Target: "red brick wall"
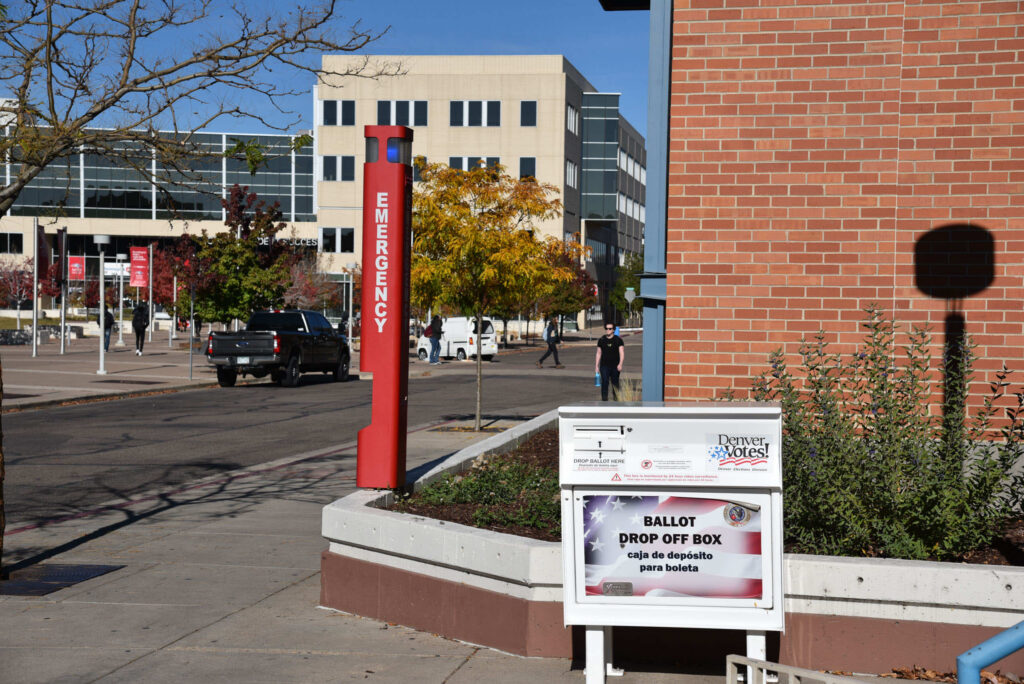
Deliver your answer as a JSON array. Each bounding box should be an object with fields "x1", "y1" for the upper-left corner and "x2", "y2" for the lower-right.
[{"x1": 665, "y1": 0, "x2": 1024, "y2": 407}]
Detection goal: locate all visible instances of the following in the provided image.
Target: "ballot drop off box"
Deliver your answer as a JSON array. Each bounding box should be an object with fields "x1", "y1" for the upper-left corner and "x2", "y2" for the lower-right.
[{"x1": 559, "y1": 403, "x2": 784, "y2": 683}]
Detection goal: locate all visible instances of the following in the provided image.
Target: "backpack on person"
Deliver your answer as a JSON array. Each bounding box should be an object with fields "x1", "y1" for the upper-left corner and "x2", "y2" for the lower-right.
[
  {"x1": 424, "y1": 325, "x2": 433, "y2": 338},
  {"x1": 542, "y1": 325, "x2": 549, "y2": 342}
]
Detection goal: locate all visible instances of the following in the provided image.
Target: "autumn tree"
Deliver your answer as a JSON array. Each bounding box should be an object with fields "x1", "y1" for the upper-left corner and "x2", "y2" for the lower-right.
[
  {"x1": 192, "y1": 186, "x2": 297, "y2": 324},
  {"x1": 0, "y1": 258, "x2": 34, "y2": 328},
  {"x1": 283, "y1": 258, "x2": 344, "y2": 311},
  {"x1": 412, "y1": 161, "x2": 567, "y2": 430},
  {"x1": 0, "y1": 1, "x2": 399, "y2": 215}
]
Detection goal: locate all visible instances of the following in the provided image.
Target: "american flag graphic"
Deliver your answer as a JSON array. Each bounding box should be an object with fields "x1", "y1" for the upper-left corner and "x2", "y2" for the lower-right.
[{"x1": 582, "y1": 495, "x2": 763, "y2": 598}]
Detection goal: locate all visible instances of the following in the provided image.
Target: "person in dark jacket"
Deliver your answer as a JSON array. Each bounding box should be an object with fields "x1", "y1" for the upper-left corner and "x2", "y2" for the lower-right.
[
  {"x1": 536, "y1": 319, "x2": 563, "y2": 368},
  {"x1": 131, "y1": 301, "x2": 149, "y2": 356},
  {"x1": 428, "y1": 315, "x2": 443, "y2": 364},
  {"x1": 98, "y1": 306, "x2": 115, "y2": 352}
]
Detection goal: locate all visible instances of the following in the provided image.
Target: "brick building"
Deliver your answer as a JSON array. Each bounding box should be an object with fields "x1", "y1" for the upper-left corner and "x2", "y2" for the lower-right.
[
  {"x1": 601, "y1": 0, "x2": 1024, "y2": 673},
  {"x1": 618, "y1": 0, "x2": 1024, "y2": 407}
]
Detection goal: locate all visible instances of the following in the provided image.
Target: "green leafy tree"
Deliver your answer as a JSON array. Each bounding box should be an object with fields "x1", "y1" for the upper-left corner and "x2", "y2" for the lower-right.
[
  {"x1": 609, "y1": 250, "x2": 644, "y2": 325},
  {"x1": 193, "y1": 186, "x2": 298, "y2": 325},
  {"x1": 412, "y1": 161, "x2": 566, "y2": 430}
]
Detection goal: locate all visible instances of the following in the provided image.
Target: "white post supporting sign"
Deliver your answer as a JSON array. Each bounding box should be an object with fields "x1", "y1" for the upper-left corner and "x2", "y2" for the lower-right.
[{"x1": 559, "y1": 403, "x2": 784, "y2": 684}]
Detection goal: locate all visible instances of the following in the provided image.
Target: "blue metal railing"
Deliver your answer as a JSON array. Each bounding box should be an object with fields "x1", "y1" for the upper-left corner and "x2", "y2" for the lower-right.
[{"x1": 957, "y1": 620, "x2": 1024, "y2": 684}]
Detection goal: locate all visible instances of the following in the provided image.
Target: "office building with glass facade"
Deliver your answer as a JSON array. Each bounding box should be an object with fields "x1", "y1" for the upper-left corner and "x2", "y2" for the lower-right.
[{"x1": 0, "y1": 129, "x2": 317, "y2": 301}]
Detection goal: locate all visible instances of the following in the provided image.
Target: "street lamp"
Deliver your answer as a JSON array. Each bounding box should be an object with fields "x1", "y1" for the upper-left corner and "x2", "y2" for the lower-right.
[
  {"x1": 345, "y1": 262, "x2": 357, "y2": 341},
  {"x1": 94, "y1": 235, "x2": 111, "y2": 375},
  {"x1": 115, "y1": 252, "x2": 126, "y2": 347}
]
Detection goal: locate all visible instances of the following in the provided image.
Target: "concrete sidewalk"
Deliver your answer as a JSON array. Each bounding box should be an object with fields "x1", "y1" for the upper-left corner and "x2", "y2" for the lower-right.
[
  {"x1": 0, "y1": 417, "x2": 716, "y2": 683},
  {"x1": 1, "y1": 337, "x2": 218, "y2": 410},
  {"x1": 0, "y1": 331, "x2": 711, "y2": 683}
]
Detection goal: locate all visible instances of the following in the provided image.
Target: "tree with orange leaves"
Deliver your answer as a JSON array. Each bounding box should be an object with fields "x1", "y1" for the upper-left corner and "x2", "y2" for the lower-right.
[{"x1": 411, "y1": 160, "x2": 569, "y2": 430}]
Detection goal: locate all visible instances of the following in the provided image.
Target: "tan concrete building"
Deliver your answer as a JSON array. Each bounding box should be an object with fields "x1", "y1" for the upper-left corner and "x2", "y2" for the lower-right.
[{"x1": 315, "y1": 55, "x2": 646, "y2": 319}]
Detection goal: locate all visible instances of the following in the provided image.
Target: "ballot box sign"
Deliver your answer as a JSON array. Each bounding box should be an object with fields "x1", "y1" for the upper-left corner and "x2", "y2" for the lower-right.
[{"x1": 576, "y1": 492, "x2": 770, "y2": 606}]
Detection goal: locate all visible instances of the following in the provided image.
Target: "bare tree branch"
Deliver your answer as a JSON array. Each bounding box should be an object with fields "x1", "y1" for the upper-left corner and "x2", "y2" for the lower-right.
[{"x1": 0, "y1": 0, "x2": 402, "y2": 215}]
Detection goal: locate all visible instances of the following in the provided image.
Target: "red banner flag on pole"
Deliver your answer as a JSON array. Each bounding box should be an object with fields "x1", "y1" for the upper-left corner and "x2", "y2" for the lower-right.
[{"x1": 130, "y1": 246, "x2": 149, "y2": 288}]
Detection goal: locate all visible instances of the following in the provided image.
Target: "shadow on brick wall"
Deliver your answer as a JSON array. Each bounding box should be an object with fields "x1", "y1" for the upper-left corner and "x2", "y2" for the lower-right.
[{"x1": 914, "y1": 223, "x2": 995, "y2": 409}]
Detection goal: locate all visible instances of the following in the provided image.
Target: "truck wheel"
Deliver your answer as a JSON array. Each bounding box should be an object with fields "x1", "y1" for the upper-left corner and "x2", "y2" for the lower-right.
[
  {"x1": 282, "y1": 355, "x2": 300, "y2": 387},
  {"x1": 417, "y1": 349, "x2": 428, "y2": 360},
  {"x1": 456, "y1": 348, "x2": 467, "y2": 361},
  {"x1": 333, "y1": 356, "x2": 350, "y2": 382},
  {"x1": 482, "y1": 355, "x2": 494, "y2": 362},
  {"x1": 216, "y1": 367, "x2": 237, "y2": 387}
]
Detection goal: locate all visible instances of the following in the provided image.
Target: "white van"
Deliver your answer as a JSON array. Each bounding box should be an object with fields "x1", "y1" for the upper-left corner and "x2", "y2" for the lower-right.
[{"x1": 417, "y1": 316, "x2": 498, "y2": 361}]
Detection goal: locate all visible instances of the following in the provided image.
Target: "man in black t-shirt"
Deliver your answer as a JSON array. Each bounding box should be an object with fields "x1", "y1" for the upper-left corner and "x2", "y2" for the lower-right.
[{"x1": 595, "y1": 323, "x2": 624, "y2": 401}]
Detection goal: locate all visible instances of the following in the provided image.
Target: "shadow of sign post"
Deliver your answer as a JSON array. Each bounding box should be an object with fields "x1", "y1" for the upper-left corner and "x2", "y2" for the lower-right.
[{"x1": 914, "y1": 224, "x2": 995, "y2": 413}]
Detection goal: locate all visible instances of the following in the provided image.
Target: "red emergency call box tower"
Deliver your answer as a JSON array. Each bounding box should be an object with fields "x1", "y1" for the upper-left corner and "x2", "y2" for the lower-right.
[{"x1": 356, "y1": 126, "x2": 414, "y2": 489}]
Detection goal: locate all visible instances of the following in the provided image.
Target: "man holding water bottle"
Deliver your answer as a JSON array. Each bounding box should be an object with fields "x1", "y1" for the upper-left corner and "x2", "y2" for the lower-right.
[{"x1": 595, "y1": 322, "x2": 625, "y2": 401}]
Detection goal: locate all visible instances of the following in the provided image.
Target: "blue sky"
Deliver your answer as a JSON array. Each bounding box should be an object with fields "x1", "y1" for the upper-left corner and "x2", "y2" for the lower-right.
[{"x1": 259, "y1": 0, "x2": 650, "y2": 137}]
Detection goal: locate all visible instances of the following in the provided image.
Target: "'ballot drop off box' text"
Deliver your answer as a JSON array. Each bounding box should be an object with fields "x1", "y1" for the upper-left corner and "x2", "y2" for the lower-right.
[{"x1": 559, "y1": 403, "x2": 784, "y2": 683}]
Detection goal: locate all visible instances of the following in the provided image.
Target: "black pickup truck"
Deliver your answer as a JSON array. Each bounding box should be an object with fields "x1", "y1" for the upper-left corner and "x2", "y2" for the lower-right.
[{"x1": 206, "y1": 310, "x2": 351, "y2": 387}]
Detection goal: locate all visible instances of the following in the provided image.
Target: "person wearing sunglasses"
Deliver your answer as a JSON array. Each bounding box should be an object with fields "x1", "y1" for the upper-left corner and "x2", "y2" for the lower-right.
[{"x1": 595, "y1": 323, "x2": 625, "y2": 401}]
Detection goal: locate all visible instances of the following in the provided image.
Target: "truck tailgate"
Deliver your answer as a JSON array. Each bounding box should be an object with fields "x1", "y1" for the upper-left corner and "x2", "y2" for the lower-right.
[{"x1": 210, "y1": 333, "x2": 275, "y2": 356}]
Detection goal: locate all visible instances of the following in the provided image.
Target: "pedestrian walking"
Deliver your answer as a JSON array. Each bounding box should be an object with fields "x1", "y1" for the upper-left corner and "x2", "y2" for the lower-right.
[
  {"x1": 536, "y1": 319, "x2": 564, "y2": 368},
  {"x1": 99, "y1": 306, "x2": 114, "y2": 352},
  {"x1": 595, "y1": 322, "x2": 625, "y2": 401},
  {"x1": 427, "y1": 315, "x2": 443, "y2": 365},
  {"x1": 132, "y1": 301, "x2": 149, "y2": 356}
]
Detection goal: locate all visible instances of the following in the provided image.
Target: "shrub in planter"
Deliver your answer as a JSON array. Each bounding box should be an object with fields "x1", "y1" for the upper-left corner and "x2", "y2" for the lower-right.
[{"x1": 749, "y1": 306, "x2": 1024, "y2": 560}]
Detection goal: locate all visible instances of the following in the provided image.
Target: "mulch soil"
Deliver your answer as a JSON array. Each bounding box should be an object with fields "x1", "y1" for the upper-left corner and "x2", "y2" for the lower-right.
[
  {"x1": 393, "y1": 428, "x2": 1024, "y2": 565},
  {"x1": 392, "y1": 429, "x2": 561, "y2": 542}
]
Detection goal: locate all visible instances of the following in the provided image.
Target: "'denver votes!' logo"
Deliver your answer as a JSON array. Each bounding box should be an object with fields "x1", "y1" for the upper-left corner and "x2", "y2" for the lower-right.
[{"x1": 707, "y1": 433, "x2": 771, "y2": 467}]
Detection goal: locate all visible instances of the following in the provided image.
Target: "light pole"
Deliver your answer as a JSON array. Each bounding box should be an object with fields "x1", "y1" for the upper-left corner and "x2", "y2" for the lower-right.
[
  {"x1": 346, "y1": 262, "x2": 357, "y2": 340},
  {"x1": 115, "y1": 252, "x2": 126, "y2": 347},
  {"x1": 95, "y1": 235, "x2": 111, "y2": 375}
]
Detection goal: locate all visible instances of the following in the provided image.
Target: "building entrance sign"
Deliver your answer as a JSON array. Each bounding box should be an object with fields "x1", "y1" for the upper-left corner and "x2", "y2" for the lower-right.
[{"x1": 559, "y1": 403, "x2": 784, "y2": 684}]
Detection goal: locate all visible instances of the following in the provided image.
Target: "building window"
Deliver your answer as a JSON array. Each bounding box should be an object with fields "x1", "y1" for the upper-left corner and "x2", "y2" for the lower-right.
[
  {"x1": 322, "y1": 156, "x2": 355, "y2": 181},
  {"x1": 520, "y1": 101, "x2": 537, "y2": 127},
  {"x1": 413, "y1": 156, "x2": 426, "y2": 182},
  {"x1": 319, "y1": 227, "x2": 354, "y2": 254},
  {"x1": 323, "y1": 100, "x2": 355, "y2": 126},
  {"x1": 377, "y1": 100, "x2": 427, "y2": 126},
  {"x1": 566, "y1": 104, "x2": 580, "y2": 136},
  {"x1": 450, "y1": 101, "x2": 501, "y2": 127},
  {"x1": 0, "y1": 232, "x2": 24, "y2": 253},
  {"x1": 566, "y1": 159, "x2": 578, "y2": 189},
  {"x1": 449, "y1": 157, "x2": 499, "y2": 171},
  {"x1": 519, "y1": 157, "x2": 536, "y2": 180}
]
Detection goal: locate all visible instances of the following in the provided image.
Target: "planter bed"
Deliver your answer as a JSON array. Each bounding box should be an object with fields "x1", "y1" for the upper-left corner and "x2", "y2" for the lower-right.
[{"x1": 321, "y1": 410, "x2": 1024, "y2": 673}]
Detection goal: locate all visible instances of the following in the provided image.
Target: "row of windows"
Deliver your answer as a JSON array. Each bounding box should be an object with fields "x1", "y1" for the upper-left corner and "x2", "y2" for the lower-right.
[
  {"x1": 567, "y1": 104, "x2": 580, "y2": 136},
  {"x1": 323, "y1": 100, "x2": 355, "y2": 126},
  {"x1": 320, "y1": 99, "x2": 549, "y2": 130},
  {"x1": 322, "y1": 156, "x2": 355, "y2": 182},
  {"x1": 566, "y1": 160, "x2": 579, "y2": 189},
  {"x1": 0, "y1": 232, "x2": 24, "y2": 253},
  {"x1": 450, "y1": 100, "x2": 501, "y2": 127},
  {"x1": 320, "y1": 227, "x2": 354, "y2": 253},
  {"x1": 619, "y1": 149, "x2": 646, "y2": 185},
  {"x1": 378, "y1": 100, "x2": 428, "y2": 127},
  {"x1": 618, "y1": 193, "x2": 646, "y2": 223}
]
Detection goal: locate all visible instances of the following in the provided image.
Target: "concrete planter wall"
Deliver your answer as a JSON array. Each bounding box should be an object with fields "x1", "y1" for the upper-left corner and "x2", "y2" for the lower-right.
[{"x1": 321, "y1": 411, "x2": 1024, "y2": 672}]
